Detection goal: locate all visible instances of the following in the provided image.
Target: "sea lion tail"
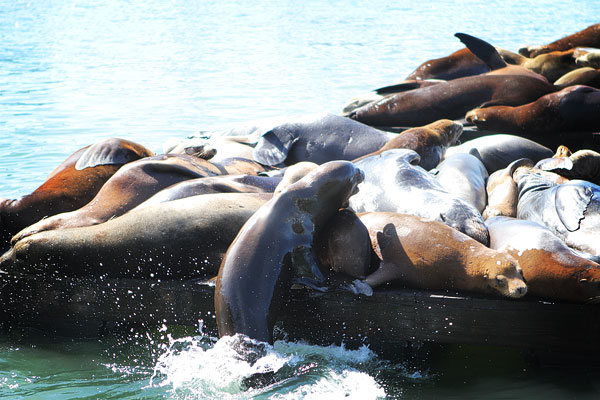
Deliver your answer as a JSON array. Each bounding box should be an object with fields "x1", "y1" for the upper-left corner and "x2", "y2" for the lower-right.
[{"x1": 454, "y1": 33, "x2": 507, "y2": 70}]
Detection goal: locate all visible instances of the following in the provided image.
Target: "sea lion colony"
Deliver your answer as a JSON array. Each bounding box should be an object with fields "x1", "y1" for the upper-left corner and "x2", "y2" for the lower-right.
[{"x1": 1, "y1": 24, "x2": 600, "y2": 344}]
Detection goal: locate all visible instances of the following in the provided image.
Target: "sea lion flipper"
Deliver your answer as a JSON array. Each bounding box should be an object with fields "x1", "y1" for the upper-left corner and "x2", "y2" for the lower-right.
[
  {"x1": 75, "y1": 138, "x2": 154, "y2": 170},
  {"x1": 252, "y1": 128, "x2": 297, "y2": 166},
  {"x1": 535, "y1": 157, "x2": 574, "y2": 172},
  {"x1": 555, "y1": 184, "x2": 594, "y2": 231},
  {"x1": 454, "y1": 33, "x2": 507, "y2": 70}
]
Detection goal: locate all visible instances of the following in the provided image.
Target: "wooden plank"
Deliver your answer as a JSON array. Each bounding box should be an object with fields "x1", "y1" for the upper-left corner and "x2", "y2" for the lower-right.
[{"x1": 1, "y1": 275, "x2": 599, "y2": 356}]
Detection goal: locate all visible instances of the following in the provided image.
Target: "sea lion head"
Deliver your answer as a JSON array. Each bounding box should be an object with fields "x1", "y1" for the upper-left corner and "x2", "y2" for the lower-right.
[
  {"x1": 428, "y1": 119, "x2": 464, "y2": 146},
  {"x1": 482, "y1": 254, "x2": 528, "y2": 298}
]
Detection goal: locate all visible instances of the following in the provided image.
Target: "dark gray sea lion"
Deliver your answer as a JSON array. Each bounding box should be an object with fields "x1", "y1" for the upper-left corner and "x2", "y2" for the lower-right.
[
  {"x1": 357, "y1": 212, "x2": 527, "y2": 298},
  {"x1": 443, "y1": 134, "x2": 553, "y2": 174},
  {"x1": 252, "y1": 113, "x2": 394, "y2": 166},
  {"x1": 316, "y1": 209, "x2": 373, "y2": 279},
  {"x1": 353, "y1": 119, "x2": 463, "y2": 171},
  {"x1": 432, "y1": 151, "x2": 488, "y2": 213},
  {"x1": 487, "y1": 216, "x2": 600, "y2": 303},
  {"x1": 10, "y1": 154, "x2": 225, "y2": 243},
  {"x1": 347, "y1": 74, "x2": 555, "y2": 127},
  {"x1": 349, "y1": 149, "x2": 489, "y2": 245},
  {"x1": 465, "y1": 85, "x2": 600, "y2": 150},
  {"x1": 215, "y1": 161, "x2": 364, "y2": 343},
  {"x1": 134, "y1": 174, "x2": 282, "y2": 209},
  {"x1": 519, "y1": 23, "x2": 600, "y2": 57},
  {"x1": 0, "y1": 193, "x2": 272, "y2": 279},
  {"x1": 516, "y1": 169, "x2": 600, "y2": 256},
  {"x1": 0, "y1": 138, "x2": 154, "y2": 246},
  {"x1": 273, "y1": 162, "x2": 319, "y2": 194}
]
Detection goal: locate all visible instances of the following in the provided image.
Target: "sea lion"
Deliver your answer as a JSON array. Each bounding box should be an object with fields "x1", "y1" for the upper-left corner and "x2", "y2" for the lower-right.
[
  {"x1": 554, "y1": 67, "x2": 600, "y2": 88},
  {"x1": 443, "y1": 134, "x2": 553, "y2": 174},
  {"x1": 432, "y1": 151, "x2": 488, "y2": 213},
  {"x1": 519, "y1": 23, "x2": 600, "y2": 57},
  {"x1": 482, "y1": 158, "x2": 534, "y2": 220},
  {"x1": 465, "y1": 85, "x2": 600, "y2": 150},
  {"x1": 350, "y1": 149, "x2": 489, "y2": 245},
  {"x1": 353, "y1": 119, "x2": 463, "y2": 171},
  {"x1": 1, "y1": 193, "x2": 272, "y2": 279},
  {"x1": 347, "y1": 74, "x2": 555, "y2": 127},
  {"x1": 516, "y1": 169, "x2": 600, "y2": 256},
  {"x1": 496, "y1": 48, "x2": 581, "y2": 83},
  {"x1": 535, "y1": 147, "x2": 600, "y2": 185},
  {"x1": 356, "y1": 212, "x2": 527, "y2": 298},
  {"x1": 133, "y1": 174, "x2": 282, "y2": 209},
  {"x1": 252, "y1": 113, "x2": 395, "y2": 166},
  {"x1": 454, "y1": 33, "x2": 549, "y2": 82},
  {"x1": 316, "y1": 209, "x2": 373, "y2": 279},
  {"x1": 576, "y1": 51, "x2": 600, "y2": 68},
  {"x1": 0, "y1": 138, "x2": 154, "y2": 246},
  {"x1": 405, "y1": 47, "x2": 490, "y2": 81},
  {"x1": 11, "y1": 154, "x2": 224, "y2": 243},
  {"x1": 215, "y1": 161, "x2": 364, "y2": 343},
  {"x1": 341, "y1": 80, "x2": 443, "y2": 115},
  {"x1": 487, "y1": 216, "x2": 600, "y2": 303}
]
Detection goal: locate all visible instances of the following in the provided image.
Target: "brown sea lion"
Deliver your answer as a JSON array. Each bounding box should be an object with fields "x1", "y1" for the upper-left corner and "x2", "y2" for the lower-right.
[
  {"x1": 347, "y1": 74, "x2": 555, "y2": 127},
  {"x1": 554, "y1": 67, "x2": 600, "y2": 88},
  {"x1": 487, "y1": 216, "x2": 600, "y2": 303},
  {"x1": 0, "y1": 138, "x2": 154, "y2": 246},
  {"x1": 352, "y1": 119, "x2": 463, "y2": 170},
  {"x1": 10, "y1": 154, "x2": 224, "y2": 243},
  {"x1": 215, "y1": 161, "x2": 364, "y2": 343},
  {"x1": 520, "y1": 23, "x2": 600, "y2": 57},
  {"x1": 495, "y1": 48, "x2": 580, "y2": 83},
  {"x1": 465, "y1": 85, "x2": 600, "y2": 150},
  {"x1": 482, "y1": 158, "x2": 534, "y2": 220},
  {"x1": 405, "y1": 48, "x2": 489, "y2": 81},
  {"x1": 1, "y1": 193, "x2": 272, "y2": 279},
  {"x1": 356, "y1": 212, "x2": 527, "y2": 298}
]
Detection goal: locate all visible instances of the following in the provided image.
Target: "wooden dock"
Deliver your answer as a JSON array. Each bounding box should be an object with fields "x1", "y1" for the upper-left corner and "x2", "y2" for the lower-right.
[{"x1": 1, "y1": 274, "x2": 599, "y2": 360}]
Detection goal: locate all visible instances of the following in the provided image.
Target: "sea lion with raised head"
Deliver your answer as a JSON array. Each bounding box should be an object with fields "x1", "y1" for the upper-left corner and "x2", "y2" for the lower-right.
[
  {"x1": 353, "y1": 119, "x2": 463, "y2": 171},
  {"x1": 536, "y1": 147, "x2": 600, "y2": 185},
  {"x1": 356, "y1": 212, "x2": 527, "y2": 298},
  {"x1": 215, "y1": 161, "x2": 364, "y2": 343}
]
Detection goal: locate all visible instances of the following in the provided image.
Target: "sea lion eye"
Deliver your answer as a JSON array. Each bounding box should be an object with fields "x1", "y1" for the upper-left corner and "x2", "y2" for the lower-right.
[{"x1": 495, "y1": 275, "x2": 506, "y2": 286}]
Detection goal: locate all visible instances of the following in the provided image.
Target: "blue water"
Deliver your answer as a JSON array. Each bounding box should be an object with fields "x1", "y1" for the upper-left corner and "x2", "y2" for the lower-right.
[{"x1": 2, "y1": 0, "x2": 600, "y2": 398}]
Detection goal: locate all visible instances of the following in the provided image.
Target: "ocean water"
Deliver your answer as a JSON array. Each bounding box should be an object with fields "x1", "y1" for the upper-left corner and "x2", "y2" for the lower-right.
[{"x1": 1, "y1": 0, "x2": 600, "y2": 398}]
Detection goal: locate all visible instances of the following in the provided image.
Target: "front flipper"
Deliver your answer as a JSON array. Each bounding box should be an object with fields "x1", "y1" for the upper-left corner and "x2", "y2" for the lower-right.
[
  {"x1": 253, "y1": 128, "x2": 297, "y2": 166},
  {"x1": 555, "y1": 183, "x2": 595, "y2": 231}
]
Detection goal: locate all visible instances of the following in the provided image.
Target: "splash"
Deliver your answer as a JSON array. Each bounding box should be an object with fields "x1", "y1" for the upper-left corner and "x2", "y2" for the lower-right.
[{"x1": 149, "y1": 334, "x2": 387, "y2": 399}]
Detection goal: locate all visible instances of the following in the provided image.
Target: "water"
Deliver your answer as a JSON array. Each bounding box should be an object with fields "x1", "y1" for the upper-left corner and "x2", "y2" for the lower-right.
[{"x1": 1, "y1": 0, "x2": 600, "y2": 398}]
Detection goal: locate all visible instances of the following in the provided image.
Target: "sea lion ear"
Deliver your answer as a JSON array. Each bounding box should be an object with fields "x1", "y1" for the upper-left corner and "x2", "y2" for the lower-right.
[
  {"x1": 535, "y1": 156, "x2": 574, "y2": 171},
  {"x1": 555, "y1": 183, "x2": 594, "y2": 232},
  {"x1": 252, "y1": 128, "x2": 297, "y2": 166}
]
